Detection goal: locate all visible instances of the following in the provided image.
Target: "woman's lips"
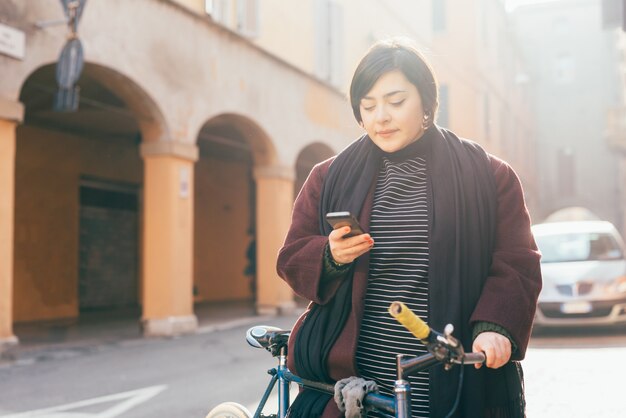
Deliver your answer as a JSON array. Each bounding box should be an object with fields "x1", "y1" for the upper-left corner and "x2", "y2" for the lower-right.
[{"x1": 377, "y1": 129, "x2": 398, "y2": 137}]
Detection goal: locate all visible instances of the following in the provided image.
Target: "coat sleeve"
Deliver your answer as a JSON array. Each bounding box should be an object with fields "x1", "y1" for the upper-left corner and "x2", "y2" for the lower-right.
[
  {"x1": 276, "y1": 159, "x2": 345, "y2": 304},
  {"x1": 469, "y1": 155, "x2": 542, "y2": 360}
]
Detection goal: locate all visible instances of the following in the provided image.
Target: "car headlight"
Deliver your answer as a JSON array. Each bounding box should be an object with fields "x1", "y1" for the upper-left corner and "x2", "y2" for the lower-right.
[{"x1": 606, "y1": 276, "x2": 626, "y2": 294}]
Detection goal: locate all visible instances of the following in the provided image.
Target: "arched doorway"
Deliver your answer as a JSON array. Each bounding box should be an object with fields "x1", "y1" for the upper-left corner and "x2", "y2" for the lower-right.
[
  {"x1": 292, "y1": 143, "x2": 335, "y2": 306},
  {"x1": 194, "y1": 114, "x2": 274, "y2": 311},
  {"x1": 294, "y1": 142, "x2": 335, "y2": 198},
  {"x1": 14, "y1": 63, "x2": 165, "y2": 325}
]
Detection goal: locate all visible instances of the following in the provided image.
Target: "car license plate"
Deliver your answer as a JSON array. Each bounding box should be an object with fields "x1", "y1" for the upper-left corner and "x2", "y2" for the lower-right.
[{"x1": 560, "y1": 301, "x2": 592, "y2": 314}]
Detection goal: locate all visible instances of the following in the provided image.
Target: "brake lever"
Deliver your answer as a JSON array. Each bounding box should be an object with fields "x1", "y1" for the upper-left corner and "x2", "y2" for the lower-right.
[
  {"x1": 389, "y1": 301, "x2": 485, "y2": 370},
  {"x1": 434, "y1": 324, "x2": 458, "y2": 347},
  {"x1": 426, "y1": 324, "x2": 466, "y2": 370}
]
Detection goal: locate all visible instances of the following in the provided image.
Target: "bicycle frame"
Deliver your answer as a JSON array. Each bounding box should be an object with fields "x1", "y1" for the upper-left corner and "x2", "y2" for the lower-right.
[
  {"x1": 253, "y1": 345, "x2": 443, "y2": 418},
  {"x1": 226, "y1": 302, "x2": 486, "y2": 418}
]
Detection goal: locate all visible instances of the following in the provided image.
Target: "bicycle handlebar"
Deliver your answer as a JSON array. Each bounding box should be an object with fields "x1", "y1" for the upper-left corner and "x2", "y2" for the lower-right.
[
  {"x1": 388, "y1": 301, "x2": 485, "y2": 368},
  {"x1": 387, "y1": 302, "x2": 488, "y2": 418},
  {"x1": 388, "y1": 301, "x2": 430, "y2": 341},
  {"x1": 453, "y1": 351, "x2": 485, "y2": 365}
]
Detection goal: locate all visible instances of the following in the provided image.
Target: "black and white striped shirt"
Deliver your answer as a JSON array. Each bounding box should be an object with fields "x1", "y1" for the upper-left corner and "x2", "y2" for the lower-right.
[{"x1": 355, "y1": 154, "x2": 430, "y2": 418}]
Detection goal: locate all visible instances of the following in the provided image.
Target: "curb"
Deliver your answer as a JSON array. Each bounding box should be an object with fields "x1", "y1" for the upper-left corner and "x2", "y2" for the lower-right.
[
  {"x1": 196, "y1": 315, "x2": 275, "y2": 334},
  {"x1": 0, "y1": 313, "x2": 298, "y2": 366}
]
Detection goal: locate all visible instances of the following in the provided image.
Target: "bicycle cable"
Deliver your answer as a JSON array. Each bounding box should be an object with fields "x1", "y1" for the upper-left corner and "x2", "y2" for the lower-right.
[{"x1": 443, "y1": 357, "x2": 464, "y2": 418}]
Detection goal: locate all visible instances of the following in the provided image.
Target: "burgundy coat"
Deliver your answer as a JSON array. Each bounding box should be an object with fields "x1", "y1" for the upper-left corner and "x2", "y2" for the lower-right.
[{"x1": 277, "y1": 153, "x2": 542, "y2": 416}]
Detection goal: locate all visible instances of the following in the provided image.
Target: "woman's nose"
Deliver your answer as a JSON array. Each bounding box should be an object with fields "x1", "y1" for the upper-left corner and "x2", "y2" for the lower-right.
[{"x1": 375, "y1": 106, "x2": 390, "y2": 123}]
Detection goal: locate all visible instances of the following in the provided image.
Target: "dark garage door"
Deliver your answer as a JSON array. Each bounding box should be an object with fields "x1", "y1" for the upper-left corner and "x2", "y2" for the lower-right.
[{"x1": 79, "y1": 182, "x2": 139, "y2": 310}]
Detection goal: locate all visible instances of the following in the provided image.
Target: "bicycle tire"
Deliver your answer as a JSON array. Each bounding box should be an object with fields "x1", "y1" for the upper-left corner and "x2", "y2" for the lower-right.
[{"x1": 206, "y1": 402, "x2": 252, "y2": 418}]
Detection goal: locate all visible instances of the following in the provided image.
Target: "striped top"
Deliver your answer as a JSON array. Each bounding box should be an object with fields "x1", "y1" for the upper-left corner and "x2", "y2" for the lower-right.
[{"x1": 355, "y1": 154, "x2": 430, "y2": 418}]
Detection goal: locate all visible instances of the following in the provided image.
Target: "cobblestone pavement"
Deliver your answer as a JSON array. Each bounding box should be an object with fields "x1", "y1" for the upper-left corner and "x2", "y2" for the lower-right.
[{"x1": 524, "y1": 328, "x2": 626, "y2": 417}]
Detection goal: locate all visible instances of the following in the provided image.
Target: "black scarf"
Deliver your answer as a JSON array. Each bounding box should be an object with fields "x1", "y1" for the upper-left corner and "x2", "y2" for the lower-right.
[{"x1": 289, "y1": 126, "x2": 524, "y2": 418}]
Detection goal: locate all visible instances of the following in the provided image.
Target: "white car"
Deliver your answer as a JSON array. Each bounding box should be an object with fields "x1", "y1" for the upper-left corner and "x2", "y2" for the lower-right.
[{"x1": 532, "y1": 221, "x2": 626, "y2": 327}]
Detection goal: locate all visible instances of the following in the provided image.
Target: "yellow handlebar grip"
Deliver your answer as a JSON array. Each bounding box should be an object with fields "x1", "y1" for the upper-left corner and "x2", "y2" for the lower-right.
[{"x1": 388, "y1": 301, "x2": 430, "y2": 341}]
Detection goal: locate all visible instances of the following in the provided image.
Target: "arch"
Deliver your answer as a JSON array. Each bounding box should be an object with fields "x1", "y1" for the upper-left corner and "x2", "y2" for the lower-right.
[
  {"x1": 196, "y1": 113, "x2": 277, "y2": 167},
  {"x1": 18, "y1": 62, "x2": 169, "y2": 144},
  {"x1": 13, "y1": 61, "x2": 169, "y2": 323},
  {"x1": 193, "y1": 113, "x2": 277, "y2": 307},
  {"x1": 294, "y1": 141, "x2": 336, "y2": 198}
]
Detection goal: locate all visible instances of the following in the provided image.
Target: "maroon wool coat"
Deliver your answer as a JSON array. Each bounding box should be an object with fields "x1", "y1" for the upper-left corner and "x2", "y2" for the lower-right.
[{"x1": 276, "y1": 152, "x2": 542, "y2": 416}]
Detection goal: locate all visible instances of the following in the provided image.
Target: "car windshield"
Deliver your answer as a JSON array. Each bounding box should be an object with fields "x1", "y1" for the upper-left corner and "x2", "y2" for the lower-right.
[{"x1": 536, "y1": 232, "x2": 623, "y2": 263}]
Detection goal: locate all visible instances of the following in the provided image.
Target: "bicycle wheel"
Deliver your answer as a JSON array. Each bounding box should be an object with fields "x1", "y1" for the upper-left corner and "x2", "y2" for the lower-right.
[{"x1": 206, "y1": 402, "x2": 252, "y2": 418}]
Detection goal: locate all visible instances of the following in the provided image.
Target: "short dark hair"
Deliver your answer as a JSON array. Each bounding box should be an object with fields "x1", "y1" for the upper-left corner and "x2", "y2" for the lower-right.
[{"x1": 349, "y1": 38, "x2": 439, "y2": 127}]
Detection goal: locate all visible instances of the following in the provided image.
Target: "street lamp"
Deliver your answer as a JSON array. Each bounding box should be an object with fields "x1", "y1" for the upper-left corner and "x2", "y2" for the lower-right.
[{"x1": 54, "y1": 0, "x2": 87, "y2": 112}]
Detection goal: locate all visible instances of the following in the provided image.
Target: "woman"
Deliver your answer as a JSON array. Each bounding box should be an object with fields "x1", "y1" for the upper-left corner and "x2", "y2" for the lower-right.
[{"x1": 277, "y1": 38, "x2": 542, "y2": 418}]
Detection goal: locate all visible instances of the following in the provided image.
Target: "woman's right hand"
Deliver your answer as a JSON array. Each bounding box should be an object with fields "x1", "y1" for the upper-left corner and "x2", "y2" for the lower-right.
[{"x1": 328, "y1": 227, "x2": 375, "y2": 265}]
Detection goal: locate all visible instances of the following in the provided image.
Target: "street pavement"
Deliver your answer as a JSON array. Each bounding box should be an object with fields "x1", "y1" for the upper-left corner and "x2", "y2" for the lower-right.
[
  {"x1": 0, "y1": 309, "x2": 302, "y2": 418},
  {"x1": 524, "y1": 326, "x2": 626, "y2": 418},
  {"x1": 2, "y1": 308, "x2": 626, "y2": 417}
]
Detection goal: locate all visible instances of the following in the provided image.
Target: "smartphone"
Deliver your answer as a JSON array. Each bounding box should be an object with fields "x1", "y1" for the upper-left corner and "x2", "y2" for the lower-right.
[{"x1": 326, "y1": 211, "x2": 365, "y2": 238}]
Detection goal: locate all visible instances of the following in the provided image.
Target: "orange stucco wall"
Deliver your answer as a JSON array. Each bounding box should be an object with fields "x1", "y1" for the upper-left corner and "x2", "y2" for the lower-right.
[
  {"x1": 141, "y1": 154, "x2": 195, "y2": 321},
  {"x1": 14, "y1": 124, "x2": 257, "y2": 323},
  {"x1": 194, "y1": 156, "x2": 252, "y2": 302},
  {"x1": 13, "y1": 126, "x2": 142, "y2": 322},
  {"x1": 0, "y1": 119, "x2": 17, "y2": 339},
  {"x1": 255, "y1": 172, "x2": 295, "y2": 313}
]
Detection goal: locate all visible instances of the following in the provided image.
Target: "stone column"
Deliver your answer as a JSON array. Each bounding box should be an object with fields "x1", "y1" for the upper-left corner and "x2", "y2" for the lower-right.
[
  {"x1": 254, "y1": 165, "x2": 296, "y2": 315},
  {"x1": 0, "y1": 98, "x2": 23, "y2": 354},
  {"x1": 140, "y1": 142, "x2": 199, "y2": 336}
]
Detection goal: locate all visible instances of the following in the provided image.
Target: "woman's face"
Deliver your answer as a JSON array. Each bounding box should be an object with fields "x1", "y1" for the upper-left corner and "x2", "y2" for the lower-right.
[{"x1": 359, "y1": 70, "x2": 426, "y2": 153}]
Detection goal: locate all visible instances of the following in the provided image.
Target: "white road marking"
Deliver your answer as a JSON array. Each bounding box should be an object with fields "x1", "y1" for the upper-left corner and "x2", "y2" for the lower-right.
[{"x1": 0, "y1": 385, "x2": 167, "y2": 418}]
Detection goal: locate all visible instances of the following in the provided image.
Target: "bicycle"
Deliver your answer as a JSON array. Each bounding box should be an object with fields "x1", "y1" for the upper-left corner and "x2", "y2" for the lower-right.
[{"x1": 206, "y1": 301, "x2": 486, "y2": 418}]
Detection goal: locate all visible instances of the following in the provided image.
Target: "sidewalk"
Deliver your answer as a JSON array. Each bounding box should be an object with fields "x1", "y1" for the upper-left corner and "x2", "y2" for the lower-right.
[{"x1": 4, "y1": 300, "x2": 302, "y2": 359}]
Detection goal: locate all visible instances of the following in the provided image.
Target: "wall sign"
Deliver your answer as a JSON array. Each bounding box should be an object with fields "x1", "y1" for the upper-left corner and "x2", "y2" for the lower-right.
[
  {"x1": 0, "y1": 23, "x2": 25, "y2": 60},
  {"x1": 179, "y1": 167, "x2": 190, "y2": 198}
]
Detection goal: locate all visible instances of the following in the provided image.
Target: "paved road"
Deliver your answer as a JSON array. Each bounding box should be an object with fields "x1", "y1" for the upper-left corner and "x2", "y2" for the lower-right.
[
  {"x1": 0, "y1": 314, "x2": 299, "y2": 418},
  {"x1": 524, "y1": 326, "x2": 626, "y2": 418},
  {"x1": 1, "y1": 320, "x2": 625, "y2": 417}
]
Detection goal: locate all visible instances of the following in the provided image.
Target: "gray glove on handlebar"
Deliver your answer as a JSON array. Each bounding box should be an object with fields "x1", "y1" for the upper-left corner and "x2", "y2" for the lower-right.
[{"x1": 333, "y1": 376, "x2": 378, "y2": 418}]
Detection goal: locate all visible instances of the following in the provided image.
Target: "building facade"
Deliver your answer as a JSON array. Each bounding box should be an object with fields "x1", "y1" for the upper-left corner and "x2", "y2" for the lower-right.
[
  {"x1": 1, "y1": 0, "x2": 539, "y2": 351},
  {"x1": 511, "y1": 0, "x2": 625, "y2": 229},
  {"x1": 250, "y1": 0, "x2": 540, "y2": 213},
  {"x1": 604, "y1": 0, "x2": 626, "y2": 233},
  {"x1": 428, "y1": 0, "x2": 539, "y2": 213},
  {"x1": 0, "y1": 0, "x2": 360, "y2": 350}
]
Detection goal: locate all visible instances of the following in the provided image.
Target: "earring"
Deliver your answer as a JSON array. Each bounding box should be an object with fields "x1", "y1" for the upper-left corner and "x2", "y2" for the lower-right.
[{"x1": 422, "y1": 112, "x2": 430, "y2": 130}]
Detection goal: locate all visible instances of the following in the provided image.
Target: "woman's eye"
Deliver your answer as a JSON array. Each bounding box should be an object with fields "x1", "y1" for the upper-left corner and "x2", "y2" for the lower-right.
[
  {"x1": 362, "y1": 106, "x2": 375, "y2": 112},
  {"x1": 390, "y1": 100, "x2": 405, "y2": 107}
]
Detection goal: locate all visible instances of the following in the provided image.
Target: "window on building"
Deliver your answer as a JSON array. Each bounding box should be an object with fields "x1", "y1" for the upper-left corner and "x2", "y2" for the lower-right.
[
  {"x1": 483, "y1": 94, "x2": 491, "y2": 142},
  {"x1": 205, "y1": 0, "x2": 214, "y2": 14},
  {"x1": 481, "y1": 0, "x2": 488, "y2": 45},
  {"x1": 558, "y1": 147, "x2": 575, "y2": 197},
  {"x1": 501, "y1": 111, "x2": 511, "y2": 154},
  {"x1": 601, "y1": 0, "x2": 623, "y2": 30},
  {"x1": 206, "y1": 0, "x2": 233, "y2": 26},
  {"x1": 237, "y1": 0, "x2": 260, "y2": 38},
  {"x1": 433, "y1": 0, "x2": 447, "y2": 33},
  {"x1": 554, "y1": 53, "x2": 575, "y2": 83},
  {"x1": 438, "y1": 84, "x2": 449, "y2": 128},
  {"x1": 315, "y1": 0, "x2": 344, "y2": 86},
  {"x1": 205, "y1": 0, "x2": 259, "y2": 38},
  {"x1": 553, "y1": 17, "x2": 569, "y2": 35}
]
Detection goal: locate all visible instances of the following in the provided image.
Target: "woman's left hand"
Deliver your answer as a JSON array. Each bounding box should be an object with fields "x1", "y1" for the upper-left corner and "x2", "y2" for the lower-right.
[{"x1": 472, "y1": 332, "x2": 511, "y2": 369}]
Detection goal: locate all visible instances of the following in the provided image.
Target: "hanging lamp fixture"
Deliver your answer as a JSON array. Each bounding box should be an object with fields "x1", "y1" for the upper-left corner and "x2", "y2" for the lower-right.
[{"x1": 53, "y1": 0, "x2": 87, "y2": 112}]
